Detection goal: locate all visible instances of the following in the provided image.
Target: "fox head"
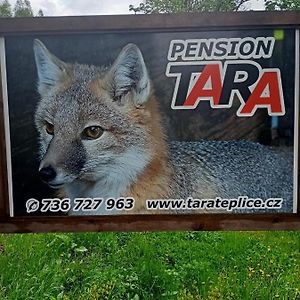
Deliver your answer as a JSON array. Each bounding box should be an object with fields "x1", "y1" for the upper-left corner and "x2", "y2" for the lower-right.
[{"x1": 34, "y1": 39, "x2": 164, "y2": 195}]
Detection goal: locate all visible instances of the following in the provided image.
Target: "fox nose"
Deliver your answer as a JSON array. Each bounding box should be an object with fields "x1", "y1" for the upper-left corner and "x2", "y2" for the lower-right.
[{"x1": 39, "y1": 165, "x2": 57, "y2": 182}]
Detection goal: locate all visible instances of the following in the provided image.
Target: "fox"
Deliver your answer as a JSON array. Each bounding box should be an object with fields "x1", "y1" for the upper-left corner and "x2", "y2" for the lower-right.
[{"x1": 33, "y1": 39, "x2": 294, "y2": 214}]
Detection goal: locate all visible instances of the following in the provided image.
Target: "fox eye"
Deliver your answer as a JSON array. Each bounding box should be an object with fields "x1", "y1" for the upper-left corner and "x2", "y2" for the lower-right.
[
  {"x1": 82, "y1": 126, "x2": 104, "y2": 140},
  {"x1": 44, "y1": 121, "x2": 54, "y2": 135}
]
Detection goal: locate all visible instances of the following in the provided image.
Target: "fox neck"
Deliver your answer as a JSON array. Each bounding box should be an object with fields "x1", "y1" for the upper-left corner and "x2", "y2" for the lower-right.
[
  {"x1": 125, "y1": 152, "x2": 173, "y2": 212},
  {"x1": 64, "y1": 177, "x2": 129, "y2": 200},
  {"x1": 124, "y1": 97, "x2": 173, "y2": 211}
]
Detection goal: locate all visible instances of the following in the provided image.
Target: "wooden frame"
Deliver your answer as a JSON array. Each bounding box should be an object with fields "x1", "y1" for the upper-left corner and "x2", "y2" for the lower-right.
[{"x1": 0, "y1": 11, "x2": 300, "y2": 233}]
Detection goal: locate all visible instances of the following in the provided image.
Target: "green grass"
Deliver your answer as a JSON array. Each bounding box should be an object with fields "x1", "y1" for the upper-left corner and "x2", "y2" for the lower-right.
[{"x1": 0, "y1": 232, "x2": 300, "y2": 299}]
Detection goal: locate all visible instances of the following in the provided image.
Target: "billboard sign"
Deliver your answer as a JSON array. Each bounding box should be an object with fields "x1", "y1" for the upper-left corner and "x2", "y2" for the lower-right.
[{"x1": 0, "y1": 12, "x2": 299, "y2": 232}]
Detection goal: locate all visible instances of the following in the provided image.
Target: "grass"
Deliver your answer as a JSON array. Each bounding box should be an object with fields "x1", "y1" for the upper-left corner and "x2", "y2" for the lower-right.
[{"x1": 0, "y1": 231, "x2": 300, "y2": 299}]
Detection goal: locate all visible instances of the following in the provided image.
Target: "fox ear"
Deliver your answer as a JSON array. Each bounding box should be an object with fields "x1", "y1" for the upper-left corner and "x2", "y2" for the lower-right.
[
  {"x1": 107, "y1": 43, "x2": 150, "y2": 107},
  {"x1": 33, "y1": 39, "x2": 67, "y2": 95}
]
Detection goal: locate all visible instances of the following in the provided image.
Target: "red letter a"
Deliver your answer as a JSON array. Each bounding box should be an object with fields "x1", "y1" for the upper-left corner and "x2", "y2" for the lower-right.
[
  {"x1": 238, "y1": 71, "x2": 285, "y2": 116},
  {"x1": 183, "y1": 64, "x2": 222, "y2": 108}
]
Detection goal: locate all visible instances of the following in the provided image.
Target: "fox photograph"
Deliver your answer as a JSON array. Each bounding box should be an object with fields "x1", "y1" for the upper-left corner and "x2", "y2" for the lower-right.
[{"x1": 2, "y1": 28, "x2": 298, "y2": 216}]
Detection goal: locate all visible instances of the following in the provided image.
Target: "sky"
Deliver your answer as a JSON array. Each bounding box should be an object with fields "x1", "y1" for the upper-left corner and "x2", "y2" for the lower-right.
[{"x1": 10, "y1": 0, "x2": 265, "y2": 16}]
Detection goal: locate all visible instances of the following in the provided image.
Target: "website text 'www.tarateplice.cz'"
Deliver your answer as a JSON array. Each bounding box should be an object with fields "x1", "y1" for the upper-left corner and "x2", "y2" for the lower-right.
[{"x1": 146, "y1": 196, "x2": 283, "y2": 211}]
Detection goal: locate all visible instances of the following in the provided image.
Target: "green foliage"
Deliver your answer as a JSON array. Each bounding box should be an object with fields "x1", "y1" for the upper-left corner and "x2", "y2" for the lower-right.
[
  {"x1": 14, "y1": 0, "x2": 33, "y2": 17},
  {"x1": 0, "y1": 0, "x2": 12, "y2": 17},
  {"x1": 0, "y1": 0, "x2": 44, "y2": 18},
  {"x1": 0, "y1": 231, "x2": 300, "y2": 299},
  {"x1": 265, "y1": 0, "x2": 300, "y2": 10},
  {"x1": 129, "y1": 0, "x2": 250, "y2": 13}
]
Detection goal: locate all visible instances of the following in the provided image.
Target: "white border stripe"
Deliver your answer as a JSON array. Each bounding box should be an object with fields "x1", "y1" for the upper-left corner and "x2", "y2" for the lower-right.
[
  {"x1": 293, "y1": 29, "x2": 299, "y2": 213},
  {"x1": 0, "y1": 37, "x2": 13, "y2": 217}
]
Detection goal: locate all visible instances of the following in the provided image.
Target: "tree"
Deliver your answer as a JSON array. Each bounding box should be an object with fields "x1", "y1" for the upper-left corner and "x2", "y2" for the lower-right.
[
  {"x1": 0, "y1": 0, "x2": 44, "y2": 17},
  {"x1": 129, "y1": 0, "x2": 250, "y2": 14},
  {"x1": 265, "y1": 0, "x2": 300, "y2": 10},
  {"x1": 0, "y1": 0, "x2": 12, "y2": 17},
  {"x1": 37, "y1": 8, "x2": 44, "y2": 17},
  {"x1": 14, "y1": 0, "x2": 33, "y2": 17}
]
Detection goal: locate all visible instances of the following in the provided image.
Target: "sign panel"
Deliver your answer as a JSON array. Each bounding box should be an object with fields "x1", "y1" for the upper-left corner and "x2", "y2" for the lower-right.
[{"x1": 0, "y1": 12, "x2": 299, "y2": 231}]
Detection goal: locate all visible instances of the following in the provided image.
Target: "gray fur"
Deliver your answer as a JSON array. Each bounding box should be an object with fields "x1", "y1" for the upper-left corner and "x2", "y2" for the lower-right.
[{"x1": 169, "y1": 141, "x2": 293, "y2": 212}]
